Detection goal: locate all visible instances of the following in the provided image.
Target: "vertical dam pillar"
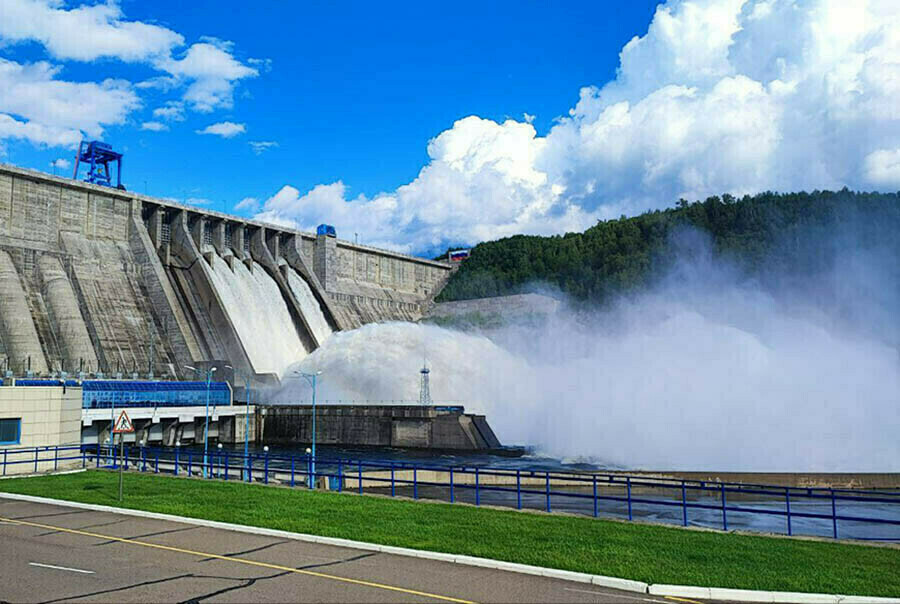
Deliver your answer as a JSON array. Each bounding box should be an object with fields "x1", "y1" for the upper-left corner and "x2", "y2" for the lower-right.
[
  {"x1": 0, "y1": 249, "x2": 49, "y2": 375},
  {"x1": 314, "y1": 232, "x2": 337, "y2": 291},
  {"x1": 37, "y1": 254, "x2": 99, "y2": 373}
]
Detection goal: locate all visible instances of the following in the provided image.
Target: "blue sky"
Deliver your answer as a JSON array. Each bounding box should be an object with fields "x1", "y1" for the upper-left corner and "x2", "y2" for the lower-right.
[{"x1": 1, "y1": 1, "x2": 898, "y2": 255}]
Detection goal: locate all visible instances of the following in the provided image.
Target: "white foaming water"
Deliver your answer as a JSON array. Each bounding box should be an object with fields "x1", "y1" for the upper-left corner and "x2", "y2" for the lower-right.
[
  {"x1": 286, "y1": 268, "x2": 333, "y2": 345},
  {"x1": 282, "y1": 282, "x2": 900, "y2": 472},
  {"x1": 206, "y1": 254, "x2": 308, "y2": 375}
]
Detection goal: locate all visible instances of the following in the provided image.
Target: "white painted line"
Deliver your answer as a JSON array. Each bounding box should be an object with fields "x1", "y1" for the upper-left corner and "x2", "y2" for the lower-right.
[{"x1": 29, "y1": 562, "x2": 95, "y2": 574}]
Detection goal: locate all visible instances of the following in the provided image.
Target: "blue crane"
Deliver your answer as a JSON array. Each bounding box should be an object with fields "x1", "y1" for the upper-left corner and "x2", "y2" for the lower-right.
[{"x1": 72, "y1": 140, "x2": 125, "y2": 189}]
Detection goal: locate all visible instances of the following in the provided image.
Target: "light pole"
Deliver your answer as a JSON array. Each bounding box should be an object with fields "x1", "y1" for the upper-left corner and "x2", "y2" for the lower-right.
[
  {"x1": 185, "y1": 365, "x2": 216, "y2": 478},
  {"x1": 292, "y1": 370, "x2": 321, "y2": 488},
  {"x1": 225, "y1": 365, "x2": 252, "y2": 481}
]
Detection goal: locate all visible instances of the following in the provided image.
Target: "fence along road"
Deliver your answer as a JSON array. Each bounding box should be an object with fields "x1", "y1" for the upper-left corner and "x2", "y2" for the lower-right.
[{"x1": 4, "y1": 444, "x2": 900, "y2": 541}]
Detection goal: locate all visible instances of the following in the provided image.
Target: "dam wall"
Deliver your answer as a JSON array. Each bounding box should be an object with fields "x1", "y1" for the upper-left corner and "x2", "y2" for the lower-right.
[{"x1": 0, "y1": 163, "x2": 452, "y2": 383}]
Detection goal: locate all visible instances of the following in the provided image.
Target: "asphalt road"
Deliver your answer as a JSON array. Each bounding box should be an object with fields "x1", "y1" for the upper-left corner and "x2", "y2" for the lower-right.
[{"x1": 0, "y1": 498, "x2": 716, "y2": 604}]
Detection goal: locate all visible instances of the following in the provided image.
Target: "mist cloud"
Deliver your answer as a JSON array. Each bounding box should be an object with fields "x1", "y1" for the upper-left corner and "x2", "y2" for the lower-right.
[{"x1": 284, "y1": 228, "x2": 900, "y2": 472}]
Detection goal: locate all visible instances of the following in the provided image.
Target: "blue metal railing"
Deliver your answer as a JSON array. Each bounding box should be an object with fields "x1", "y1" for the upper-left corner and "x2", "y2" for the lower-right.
[{"x1": 1, "y1": 444, "x2": 898, "y2": 541}]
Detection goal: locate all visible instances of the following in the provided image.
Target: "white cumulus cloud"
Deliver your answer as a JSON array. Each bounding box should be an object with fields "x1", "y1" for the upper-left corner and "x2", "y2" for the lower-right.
[
  {"x1": 158, "y1": 39, "x2": 258, "y2": 112},
  {"x1": 249, "y1": 140, "x2": 278, "y2": 155},
  {"x1": 0, "y1": 1, "x2": 261, "y2": 147},
  {"x1": 863, "y1": 148, "x2": 900, "y2": 189},
  {"x1": 0, "y1": 58, "x2": 139, "y2": 148},
  {"x1": 141, "y1": 121, "x2": 168, "y2": 132},
  {"x1": 234, "y1": 196, "x2": 259, "y2": 212},
  {"x1": 0, "y1": 0, "x2": 183, "y2": 62},
  {"x1": 49, "y1": 157, "x2": 69, "y2": 169},
  {"x1": 254, "y1": 0, "x2": 900, "y2": 254},
  {"x1": 196, "y1": 121, "x2": 246, "y2": 138}
]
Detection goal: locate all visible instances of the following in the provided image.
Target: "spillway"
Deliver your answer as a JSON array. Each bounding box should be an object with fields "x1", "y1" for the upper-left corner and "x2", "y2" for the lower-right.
[
  {"x1": 37, "y1": 255, "x2": 98, "y2": 372},
  {"x1": 0, "y1": 249, "x2": 48, "y2": 374},
  {"x1": 205, "y1": 254, "x2": 308, "y2": 376},
  {"x1": 286, "y1": 268, "x2": 333, "y2": 346}
]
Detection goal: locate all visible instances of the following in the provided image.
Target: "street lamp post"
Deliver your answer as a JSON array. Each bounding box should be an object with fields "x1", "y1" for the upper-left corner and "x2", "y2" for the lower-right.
[
  {"x1": 185, "y1": 365, "x2": 216, "y2": 478},
  {"x1": 292, "y1": 370, "x2": 321, "y2": 488},
  {"x1": 225, "y1": 365, "x2": 252, "y2": 481}
]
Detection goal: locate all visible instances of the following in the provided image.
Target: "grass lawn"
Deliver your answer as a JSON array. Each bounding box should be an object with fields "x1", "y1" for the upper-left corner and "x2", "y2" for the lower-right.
[{"x1": 0, "y1": 470, "x2": 898, "y2": 597}]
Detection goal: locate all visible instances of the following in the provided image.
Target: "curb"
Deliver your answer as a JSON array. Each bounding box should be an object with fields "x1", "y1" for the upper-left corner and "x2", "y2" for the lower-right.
[
  {"x1": 649, "y1": 584, "x2": 900, "y2": 603},
  {"x1": 0, "y1": 468, "x2": 85, "y2": 481},
  {"x1": 1, "y1": 492, "x2": 897, "y2": 602}
]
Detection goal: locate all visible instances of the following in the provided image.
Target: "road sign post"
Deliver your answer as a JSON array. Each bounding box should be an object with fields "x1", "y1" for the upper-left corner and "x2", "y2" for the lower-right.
[{"x1": 112, "y1": 410, "x2": 134, "y2": 501}]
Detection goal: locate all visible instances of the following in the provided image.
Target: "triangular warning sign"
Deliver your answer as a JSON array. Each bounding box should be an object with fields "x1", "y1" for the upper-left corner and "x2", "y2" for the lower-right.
[{"x1": 113, "y1": 410, "x2": 134, "y2": 433}]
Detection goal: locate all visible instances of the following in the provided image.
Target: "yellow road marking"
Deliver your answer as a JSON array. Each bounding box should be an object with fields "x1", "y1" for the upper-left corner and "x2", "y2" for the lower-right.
[
  {"x1": 664, "y1": 597, "x2": 704, "y2": 604},
  {"x1": 0, "y1": 515, "x2": 476, "y2": 604}
]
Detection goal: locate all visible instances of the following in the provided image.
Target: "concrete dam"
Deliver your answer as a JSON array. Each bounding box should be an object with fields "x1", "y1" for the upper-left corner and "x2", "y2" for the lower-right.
[{"x1": 0, "y1": 163, "x2": 452, "y2": 385}]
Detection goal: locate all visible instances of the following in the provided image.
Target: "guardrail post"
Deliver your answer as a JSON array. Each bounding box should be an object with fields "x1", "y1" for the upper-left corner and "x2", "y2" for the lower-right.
[
  {"x1": 141, "y1": 446, "x2": 146, "y2": 472},
  {"x1": 626, "y1": 477, "x2": 633, "y2": 521},
  {"x1": 337, "y1": 461, "x2": 343, "y2": 493},
  {"x1": 82, "y1": 446, "x2": 86, "y2": 469},
  {"x1": 593, "y1": 475, "x2": 599, "y2": 518},
  {"x1": 475, "y1": 468, "x2": 480, "y2": 506},
  {"x1": 721, "y1": 483, "x2": 728, "y2": 531},
  {"x1": 545, "y1": 472, "x2": 551, "y2": 513},
  {"x1": 246, "y1": 453, "x2": 252, "y2": 483},
  {"x1": 358, "y1": 460, "x2": 363, "y2": 495},
  {"x1": 390, "y1": 462, "x2": 395, "y2": 497},
  {"x1": 516, "y1": 470, "x2": 522, "y2": 510},
  {"x1": 785, "y1": 488, "x2": 792, "y2": 536},
  {"x1": 154, "y1": 449, "x2": 159, "y2": 473},
  {"x1": 224, "y1": 451, "x2": 229, "y2": 480},
  {"x1": 831, "y1": 489, "x2": 838, "y2": 539},
  {"x1": 54, "y1": 446, "x2": 58, "y2": 471},
  {"x1": 264, "y1": 453, "x2": 269, "y2": 484},
  {"x1": 187, "y1": 451, "x2": 192, "y2": 476},
  {"x1": 307, "y1": 455, "x2": 312, "y2": 489},
  {"x1": 450, "y1": 468, "x2": 455, "y2": 503},
  {"x1": 681, "y1": 481, "x2": 687, "y2": 527},
  {"x1": 413, "y1": 467, "x2": 418, "y2": 500},
  {"x1": 34, "y1": 447, "x2": 38, "y2": 472},
  {"x1": 290, "y1": 455, "x2": 295, "y2": 487},
  {"x1": 96, "y1": 444, "x2": 100, "y2": 468},
  {"x1": 174, "y1": 447, "x2": 179, "y2": 476},
  {"x1": 2, "y1": 449, "x2": 6, "y2": 476}
]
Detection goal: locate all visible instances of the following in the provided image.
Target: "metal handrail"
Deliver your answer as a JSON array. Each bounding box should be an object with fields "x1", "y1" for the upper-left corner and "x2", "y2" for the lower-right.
[{"x1": 1, "y1": 444, "x2": 898, "y2": 541}]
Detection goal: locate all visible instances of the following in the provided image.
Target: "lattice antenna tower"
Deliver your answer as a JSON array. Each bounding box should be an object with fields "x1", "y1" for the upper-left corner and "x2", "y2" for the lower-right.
[{"x1": 419, "y1": 343, "x2": 432, "y2": 405}]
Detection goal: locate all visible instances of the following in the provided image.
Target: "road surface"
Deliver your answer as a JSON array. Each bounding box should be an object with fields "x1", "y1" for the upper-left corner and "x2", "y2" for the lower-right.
[{"x1": 0, "y1": 498, "x2": 716, "y2": 603}]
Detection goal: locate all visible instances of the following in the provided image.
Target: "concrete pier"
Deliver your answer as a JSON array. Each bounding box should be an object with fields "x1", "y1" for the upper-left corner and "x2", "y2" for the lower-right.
[{"x1": 260, "y1": 405, "x2": 504, "y2": 451}]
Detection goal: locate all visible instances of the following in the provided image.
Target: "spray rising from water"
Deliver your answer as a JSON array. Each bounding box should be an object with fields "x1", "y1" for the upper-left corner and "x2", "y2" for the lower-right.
[{"x1": 280, "y1": 231, "x2": 900, "y2": 472}]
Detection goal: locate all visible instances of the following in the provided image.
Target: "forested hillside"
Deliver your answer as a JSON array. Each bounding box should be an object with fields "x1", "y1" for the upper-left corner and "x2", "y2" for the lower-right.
[{"x1": 436, "y1": 190, "x2": 900, "y2": 303}]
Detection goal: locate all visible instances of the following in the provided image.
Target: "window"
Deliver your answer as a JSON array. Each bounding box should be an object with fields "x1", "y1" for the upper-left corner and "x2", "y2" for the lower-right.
[{"x1": 0, "y1": 418, "x2": 20, "y2": 445}]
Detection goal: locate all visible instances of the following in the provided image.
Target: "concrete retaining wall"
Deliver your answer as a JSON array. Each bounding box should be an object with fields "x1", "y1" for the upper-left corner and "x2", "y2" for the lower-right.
[{"x1": 260, "y1": 405, "x2": 503, "y2": 451}]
